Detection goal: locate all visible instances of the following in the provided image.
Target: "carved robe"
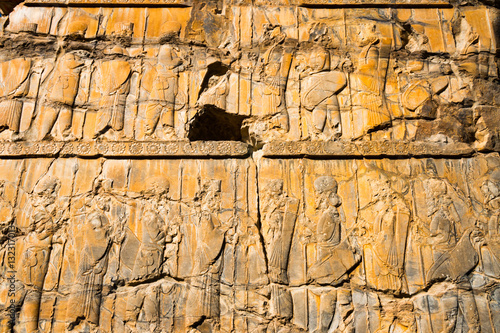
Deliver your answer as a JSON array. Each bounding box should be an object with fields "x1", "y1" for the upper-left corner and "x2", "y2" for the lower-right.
[
  {"x1": 18, "y1": 204, "x2": 56, "y2": 332},
  {"x1": 19, "y1": 208, "x2": 54, "y2": 288},
  {"x1": 308, "y1": 206, "x2": 360, "y2": 285},
  {"x1": 316, "y1": 206, "x2": 342, "y2": 260},
  {"x1": 46, "y1": 53, "x2": 83, "y2": 105},
  {"x1": 259, "y1": 45, "x2": 292, "y2": 131},
  {"x1": 144, "y1": 44, "x2": 185, "y2": 135},
  {"x1": 429, "y1": 208, "x2": 458, "y2": 259},
  {"x1": 185, "y1": 211, "x2": 225, "y2": 326},
  {"x1": 37, "y1": 53, "x2": 85, "y2": 139},
  {"x1": 351, "y1": 38, "x2": 391, "y2": 138},
  {"x1": 364, "y1": 198, "x2": 410, "y2": 293},
  {"x1": 132, "y1": 206, "x2": 166, "y2": 279},
  {"x1": 0, "y1": 58, "x2": 31, "y2": 132},
  {"x1": 67, "y1": 209, "x2": 110, "y2": 326},
  {"x1": 301, "y1": 70, "x2": 346, "y2": 138},
  {"x1": 264, "y1": 197, "x2": 299, "y2": 284},
  {"x1": 95, "y1": 60, "x2": 131, "y2": 135}
]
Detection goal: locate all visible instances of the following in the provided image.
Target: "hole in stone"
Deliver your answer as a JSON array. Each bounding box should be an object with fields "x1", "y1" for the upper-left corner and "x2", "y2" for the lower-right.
[
  {"x1": 187, "y1": 105, "x2": 248, "y2": 141},
  {"x1": 198, "y1": 61, "x2": 230, "y2": 99}
]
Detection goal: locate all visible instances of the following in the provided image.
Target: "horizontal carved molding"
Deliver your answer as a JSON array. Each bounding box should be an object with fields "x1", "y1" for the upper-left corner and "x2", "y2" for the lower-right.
[
  {"x1": 0, "y1": 141, "x2": 488, "y2": 158},
  {"x1": 263, "y1": 141, "x2": 478, "y2": 157},
  {"x1": 23, "y1": 0, "x2": 451, "y2": 6},
  {"x1": 0, "y1": 141, "x2": 249, "y2": 158}
]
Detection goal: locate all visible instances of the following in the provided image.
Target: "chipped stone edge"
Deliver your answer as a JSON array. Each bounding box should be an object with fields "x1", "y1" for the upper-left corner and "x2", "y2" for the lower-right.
[
  {"x1": 0, "y1": 141, "x2": 250, "y2": 158},
  {"x1": 262, "y1": 141, "x2": 481, "y2": 158}
]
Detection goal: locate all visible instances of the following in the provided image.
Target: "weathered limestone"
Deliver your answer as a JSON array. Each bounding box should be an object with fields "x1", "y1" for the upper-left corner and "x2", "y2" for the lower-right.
[{"x1": 0, "y1": 0, "x2": 500, "y2": 332}]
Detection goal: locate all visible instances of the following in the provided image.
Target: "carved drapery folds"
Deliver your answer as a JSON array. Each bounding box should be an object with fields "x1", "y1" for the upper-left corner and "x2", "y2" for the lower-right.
[
  {"x1": 0, "y1": 1, "x2": 500, "y2": 332},
  {"x1": 0, "y1": 2, "x2": 498, "y2": 147},
  {"x1": 0, "y1": 157, "x2": 499, "y2": 332}
]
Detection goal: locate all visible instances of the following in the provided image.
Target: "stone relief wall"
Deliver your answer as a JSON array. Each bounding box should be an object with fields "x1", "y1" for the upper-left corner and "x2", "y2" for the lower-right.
[
  {"x1": 0, "y1": 0, "x2": 498, "y2": 146},
  {"x1": 0, "y1": 0, "x2": 499, "y2": 332}
]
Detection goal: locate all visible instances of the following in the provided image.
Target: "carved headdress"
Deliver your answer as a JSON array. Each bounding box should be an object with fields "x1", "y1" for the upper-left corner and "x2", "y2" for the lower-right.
[{"x1": 314, "y1": 176, "x2": 337, "y2": 194}]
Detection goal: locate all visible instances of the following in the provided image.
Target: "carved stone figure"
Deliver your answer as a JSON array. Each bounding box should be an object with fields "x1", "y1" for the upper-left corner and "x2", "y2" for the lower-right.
[
  {"x1": 308, "y1": 176, "x2": 360, "y2": 285},
  {"x1": 37, "y1": 52, "x2": 84, "y2": 140},
  {"x1": 261, "y1": 179, "x2": 298, "y2": 320},
  {"x1": 33, "y1": 19, "x2": 88, "y2": 141},
  {"x1": 262, "y1": 179, "x2": 299, "y2": 284},
  {"x1": 363, "y1": 178, "x2": 410, "y2": 294},
  {"x1": 94, "y1": 24, "x2": 134, "y2": 139},
  {"x1": 143, "y1": 22, "x2": 186, "y2": 139},
  {"x1": 197, "y1": 74, "x2": 229, "y2": 111},
  {"x1": 0, "y1": 57, "x2": 31, "y2": 135},
  {"x1": 257, "y1": 25, "x2": 293, "y2": 133},
  {"x1": 66, "y1": 180, "x2": 111, "y2": 330},
  {"x1": 18, "y1": 177, "x2": 62, "y2": 332},
  {"x1": 125, "y1": 284, "x2": 162, "y2": 332},
  {"x1": 351, "y1": 25, "x2": 392, "y2": 139},
  {"x1": 298, "y1": 46, "x2": 347, "y2": 140},
  {"x1": 476, "y1": 179, "x2": 500, "y2": 278},
  {"x1": 0, "y1": 1, "x2": 500, "y2": 332},
  {"x1": 133, "y1": 179, "x2": 170, "y2": 279},
  {"x1": 313, "y1": 176, "x2": 342, "y2": 257},
  {"x1": 185, "y1": 180, "x2": 227, "y2": 330}
]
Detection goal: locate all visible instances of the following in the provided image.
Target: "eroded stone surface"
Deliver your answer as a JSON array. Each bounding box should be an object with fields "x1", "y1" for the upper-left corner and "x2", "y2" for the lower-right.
[
  {"x1": 0, "y1": 1, "x2": 498, "y2": 148},
  {"x1": 0, "y1": 0, "x2": 500, "y2": 332}
]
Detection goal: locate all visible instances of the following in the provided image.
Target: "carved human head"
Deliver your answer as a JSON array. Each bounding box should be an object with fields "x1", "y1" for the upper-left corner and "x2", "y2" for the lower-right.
[
  {"x1": 144, "y1": 177, "x2": 170, "y2": 198},
  {"x1": 199, "y1": 179, "x2": 222, "y2": 211},
  {"x1": 357, "y1": 24, "x2": 378, "y2": 47},
  {"x1": 33, "y1": 177, "x2": 60, "y2": 206},
  {"x1": 266, "y1": 179, "x2": 284, "y2": 197},
  {"x1": 424, "y1": 178, "x2": 447, "y2": 215},
  {"x1": 315, "y1": 176, "x2": 341, "y2": 208},
  {"x1": 370, "y1": 178, "x2": 391, "y2": 201},
  {"x1": 159, "y1": 21, "x2": 182, "y2": 43},
  {"x1": 314, "y1": 176, "x2": 337, "y2": 194},
  {"x1": 309, "y1": 46, "x2": 330, "y2": 72},
  {"x1": 93, "y1": 178, "x2": 113, "y2": 195}
]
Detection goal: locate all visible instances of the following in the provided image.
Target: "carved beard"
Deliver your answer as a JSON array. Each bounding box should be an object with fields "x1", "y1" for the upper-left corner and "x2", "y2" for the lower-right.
[{"x1": 316, "y1": 195, "x2": 329, "y2": 210}]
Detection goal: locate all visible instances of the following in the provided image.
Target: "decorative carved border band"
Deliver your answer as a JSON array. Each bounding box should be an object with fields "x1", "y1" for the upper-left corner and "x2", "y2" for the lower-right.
[
  {"x1": 25, "y1": 0, "x2": 192, "y2": 5},
  {"x1": 0, "y1": 141, "x2": 249, "y2": 158},
  {"x1": 263, "y1": 141, "x2": 477, "y2": 157},
  {"x1": 255, "y1": 0, "x2": 450, "y2": 6}
]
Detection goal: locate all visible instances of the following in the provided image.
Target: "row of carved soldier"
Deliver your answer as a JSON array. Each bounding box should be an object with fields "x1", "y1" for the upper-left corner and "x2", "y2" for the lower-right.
[
  {"x1": 0, "y1": 19, "x2": 496, "y2": 143},
  {"x1": 1, "y1": 166, "x2": 499, "y2": 331}
]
